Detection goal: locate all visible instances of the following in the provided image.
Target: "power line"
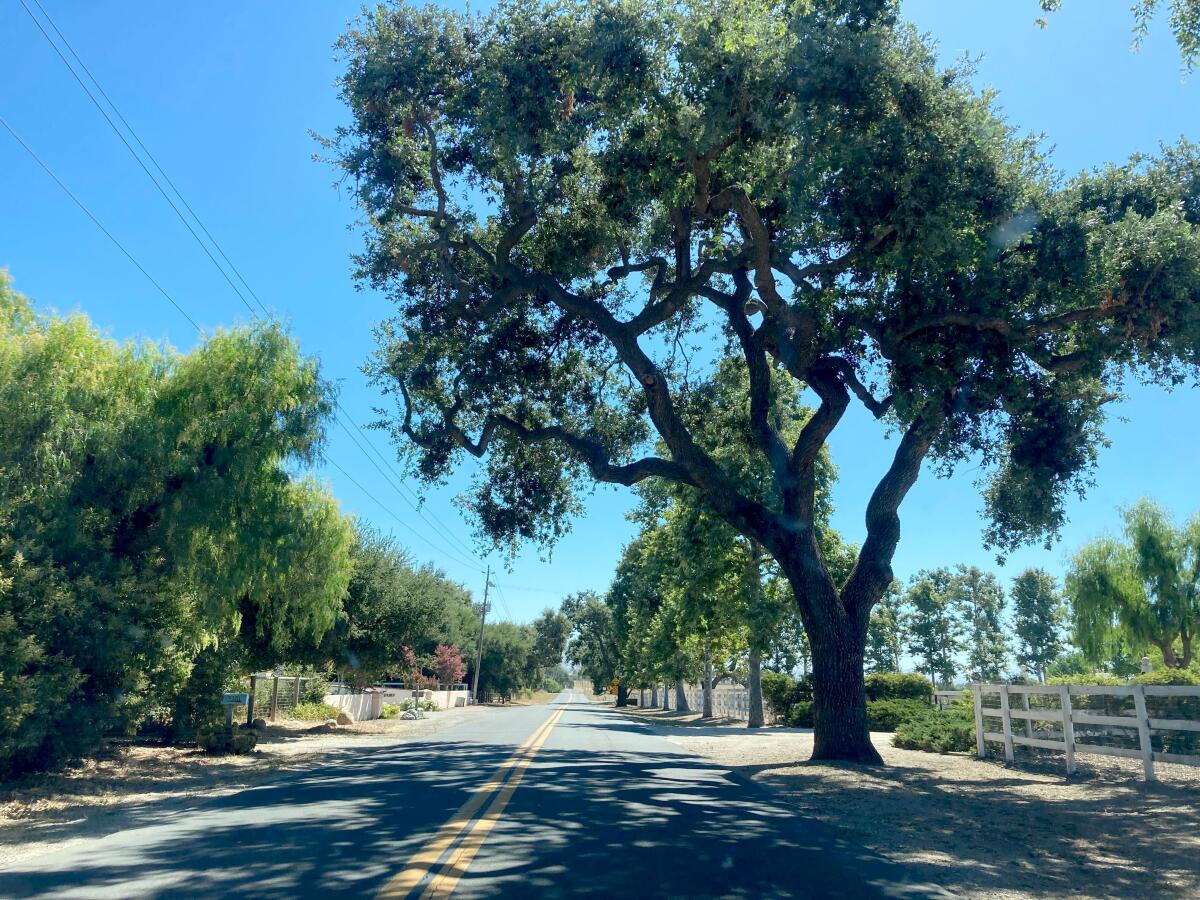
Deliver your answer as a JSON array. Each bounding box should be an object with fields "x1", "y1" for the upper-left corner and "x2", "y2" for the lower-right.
[
  {"x1": 16, "y1": 0, "x2": 266, "y2": 320},
  {"x1": 0, "y1": 116, "x2": 201, "y2": 332},
  {"x1": 323, "y1": 457, "x2": 484, "y2": 574},
  {"x1": 0, "y1": 117, "x2": 486, "y2": 579},
  {"x1": 26, "y1": 0, "x2": 273, "y2": 320},
  {"x1": 332, "y1": 404, "x2": 480, "y2": 560},
  {"x1": 16, "y1": 0, "x2": 488, "y2": 573}
]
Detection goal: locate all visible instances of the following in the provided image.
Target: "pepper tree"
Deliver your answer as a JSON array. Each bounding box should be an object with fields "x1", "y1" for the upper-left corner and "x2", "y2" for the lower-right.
[{"x1": 334, "y1": 0, "x2": 1200, "y2": 760}]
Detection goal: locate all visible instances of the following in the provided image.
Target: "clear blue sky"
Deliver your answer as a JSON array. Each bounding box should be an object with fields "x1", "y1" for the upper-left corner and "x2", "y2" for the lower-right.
[{"x1": 1, "y1": 1, "x2": 1196, "y2": 623}]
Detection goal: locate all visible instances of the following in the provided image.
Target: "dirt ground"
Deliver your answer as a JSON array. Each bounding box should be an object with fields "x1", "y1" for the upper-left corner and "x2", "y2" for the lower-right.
[
  {"x1": 621, "y1": 706, "x2": 1200, "y2": 900},
  {"x1": 0, "y1": 704, "x2": 496, "y2": 870}
]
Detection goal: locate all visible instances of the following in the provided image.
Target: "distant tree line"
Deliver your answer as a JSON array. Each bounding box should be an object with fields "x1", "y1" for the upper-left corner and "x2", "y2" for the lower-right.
[{"x1": 865, "y1": 499, "x2": 1199, "y2": 686}]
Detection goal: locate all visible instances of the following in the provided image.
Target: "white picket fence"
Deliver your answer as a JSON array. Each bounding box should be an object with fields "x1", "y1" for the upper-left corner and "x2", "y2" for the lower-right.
[
  {"x1": 678, "y1": 683, "x2": 752, "y2": 719},
  {"x1": 972, "y1": 683, "x2": 1200, "y2": 781}
]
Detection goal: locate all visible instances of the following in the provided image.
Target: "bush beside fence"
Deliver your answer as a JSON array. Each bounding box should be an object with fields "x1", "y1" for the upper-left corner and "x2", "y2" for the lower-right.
[{"x1": 972, "y1": 681, "x2": 1200, "y2": 781}]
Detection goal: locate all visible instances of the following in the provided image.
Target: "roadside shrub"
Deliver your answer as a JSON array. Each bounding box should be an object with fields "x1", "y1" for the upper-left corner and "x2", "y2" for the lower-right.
[
  {"x1": 399, "y1": 699, "x2": 438, "y2": 712},
  {"x1": 893, "y1": 701, "x2": 975, "y2": 753},
  {"x1": 865, "y1": 672, "x2": 933, "y2": 702},
  {"x1": 1133, "y1": 669, "x2": 1200, "y2": 754},
  {"x1": 169, "y1": 639, "x2": 245, "y2": 743},
  {"x1": 760, "y1": 671, "x2": 795, "y2": 713},
  {"x1": 292, "y1": 701, "x2": 341, "y2": 721},
  {"x1": 1131, "y1": 669, "x2": 1200, "y2": 686},
  {"x1": 762, "y1": 671, "x2": 813, "y2": 721},
  {"x1": 198, "y1": 726, "x2": 257, "y2": 754},
  {"x1": 302, "y1": 675, "x2": 331, "y2": 705},
  {"x1": 867, "y1": 699, "x2": 929, "y2": 732},
  {"x1": 379, "y1": 704, "x2": 401, "y2": 719},
  {"x1": 1046, "y1": 672, "x2": 1126, "y2": 686},
  {"x1": 783, "y1": 700, "x2": 814, "y2": 728},
  {"x1": 544, "y1": 677, "x2": 562, "y2": 693}
]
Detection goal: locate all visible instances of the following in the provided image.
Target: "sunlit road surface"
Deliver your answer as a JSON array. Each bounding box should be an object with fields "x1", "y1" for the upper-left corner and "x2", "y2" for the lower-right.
[{"x1": 0, "y1": 690, "x2": 948, "y2": 898}]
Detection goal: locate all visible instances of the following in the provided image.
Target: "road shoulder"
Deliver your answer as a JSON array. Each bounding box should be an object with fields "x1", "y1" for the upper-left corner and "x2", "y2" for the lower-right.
[
  {"x1": 610, "y1": 703, "x2": 1200, "y2": 900},
  {"x1": 0, "y1": 705, "x2": 497, "y2": 870}
]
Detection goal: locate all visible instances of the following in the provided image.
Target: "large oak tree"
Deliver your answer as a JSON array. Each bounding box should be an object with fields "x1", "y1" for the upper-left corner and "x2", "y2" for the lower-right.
[{"x1": 334, "y1": 0, "x2": 1200, "y2": 761}]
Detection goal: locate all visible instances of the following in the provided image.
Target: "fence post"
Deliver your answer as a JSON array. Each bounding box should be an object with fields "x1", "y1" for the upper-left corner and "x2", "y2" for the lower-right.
[
  {"x1": 972, "y1": 683, "x2": 986, "y2": 758},
  {"x1": 1059, "y1": 684, "x2": 1076, "y2": 775},
  {"x1": 1022, "y1": 692, "x2": 1033, "y2": 739},
  {"x1": 999, "y1": 684, "x2": 1015, "y2": 762},
  {"x1": 1132, "y1": 684, "x2": 1156, "y2": 782},
  {"x1": 293, "y1": 677, "x2": 302, "y2": 709},
  {"x1": 269, "y1": 676, "x2": 280, "y2": 721},
  {"x1": 247, "y1": 675, "x2": 257, "y2": 725}
]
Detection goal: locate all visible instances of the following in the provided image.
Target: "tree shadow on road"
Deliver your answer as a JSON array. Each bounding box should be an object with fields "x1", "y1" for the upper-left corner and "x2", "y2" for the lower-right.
[{"x1": 0, "y1": 731, "x2": 944, "y2": 899}]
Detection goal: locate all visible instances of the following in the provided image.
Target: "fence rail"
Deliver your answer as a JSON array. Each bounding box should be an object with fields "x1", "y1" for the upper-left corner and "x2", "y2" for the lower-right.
[
  {"x1": 971, "y1": 682, "x2": 1200, "y2": 781},
  {"x1": 680, "y1": 683, "x2": 751, "y2": 719}
]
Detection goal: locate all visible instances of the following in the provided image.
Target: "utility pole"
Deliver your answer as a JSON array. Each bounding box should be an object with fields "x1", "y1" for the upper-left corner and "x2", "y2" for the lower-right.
[{"x1": 470, "y1": 565, "x2": 491, "y2": 702}]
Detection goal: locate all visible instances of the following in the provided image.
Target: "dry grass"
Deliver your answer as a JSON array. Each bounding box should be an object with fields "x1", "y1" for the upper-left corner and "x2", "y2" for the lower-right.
[{"x1": 621, "y1": 706, "x2": 1200, "y2": 900}]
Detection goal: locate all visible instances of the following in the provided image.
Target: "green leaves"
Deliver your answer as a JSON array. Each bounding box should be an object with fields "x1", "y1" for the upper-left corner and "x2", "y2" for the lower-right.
[
  {"x1": 0, "y1": 274, "x2": 352, "y2": 775},
  {"x1": 1066, "y1": 499, "x2": 1200, "y2": 668}
]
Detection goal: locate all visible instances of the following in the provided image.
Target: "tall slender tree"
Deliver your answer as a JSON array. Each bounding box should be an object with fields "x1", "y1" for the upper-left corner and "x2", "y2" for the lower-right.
[
  {"x1": 953, "y1": 566, "x2": 1010, "y2": 682},
  {"x1": 904, "y1": 570, "x2": 963, "y2": 688},
  {"x1": 1011, "y1": 568, "x2": 1066, "y2": 681},
  {"x1": 865, "y1": 583, "x2": 906, "y2": 673}
]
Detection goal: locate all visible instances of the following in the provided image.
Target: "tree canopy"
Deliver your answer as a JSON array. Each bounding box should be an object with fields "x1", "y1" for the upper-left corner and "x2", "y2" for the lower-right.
[
  {"x1": 1011, "y1": 568, "x2": 1066, "y2": 681},
  {"x1": 0, "y1": 275, "x2": 354, "y2": 773},
  {"x1": 1067, "y1": 499, "x2": 1199, "y2": 669},
  {"x1": 336, "y1": 0, "x2": 1200, "y2": 761}
]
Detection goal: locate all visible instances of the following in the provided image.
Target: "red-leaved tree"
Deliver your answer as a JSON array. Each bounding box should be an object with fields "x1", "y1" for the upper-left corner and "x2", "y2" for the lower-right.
[{"x1": 432, "y1": 644, "x2": 467, "y2": 686}]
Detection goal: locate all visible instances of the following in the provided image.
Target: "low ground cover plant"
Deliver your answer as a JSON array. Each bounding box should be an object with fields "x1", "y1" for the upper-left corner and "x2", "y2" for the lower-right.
[
  {"x1": 867, "y1": 699, "x2": 930, "y2": 732},
  {"x1": 291, "y1": 702, "x2": 341, "y2": 721},
  {"x1": 893, "y1": 701, "x2": 976, "y2": 753}
]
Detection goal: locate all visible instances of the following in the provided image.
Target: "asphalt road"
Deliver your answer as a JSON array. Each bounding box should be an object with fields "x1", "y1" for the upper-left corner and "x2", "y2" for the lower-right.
[{"x1": 1, "y1": 690, "x2": 946, "y2": 899}]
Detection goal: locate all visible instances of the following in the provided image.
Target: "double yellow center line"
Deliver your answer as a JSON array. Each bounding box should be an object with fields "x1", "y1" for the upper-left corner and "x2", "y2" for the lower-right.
[{"x1": 378, "y1": 706, "x2": 565, "y2": 899}]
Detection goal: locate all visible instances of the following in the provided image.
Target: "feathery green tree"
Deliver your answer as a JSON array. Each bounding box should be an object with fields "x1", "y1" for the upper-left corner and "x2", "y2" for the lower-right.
[{"x1": 1067, "y1": 500, "x2": 1199, "y2": 669}]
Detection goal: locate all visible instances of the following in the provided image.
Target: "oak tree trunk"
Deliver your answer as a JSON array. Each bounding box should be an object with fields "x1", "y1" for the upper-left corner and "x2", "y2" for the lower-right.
[
  {"x1": 650, "y1": 685, "x2": 658, "y2": 707},
  {"x1": 810, "y1": 631, "x2": 880, "y2": 763},
  {"x1": 616, "y1": 682, "x2": 629, "y2": 707},
  {"x1": 662, "y1": 683, "x2": 670, "y2": 710},
  {"x1": 675, "y1": 679, "x2": 689, "y2": 712},
  {"x1": 747, "y1": 648, "x2": 764, "y2": 728}
]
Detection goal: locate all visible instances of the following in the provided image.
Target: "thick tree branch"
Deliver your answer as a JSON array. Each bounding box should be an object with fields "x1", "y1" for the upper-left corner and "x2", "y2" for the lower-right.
[
  {"x1": 700, "y1": 270, "x2": 791, "y2": 486},
  {"x1": 397, "y1": 382, "x2": 694, "y2": 488},
  {"x1": 839, "y1": 408, "x2": 944, "y2": 618},
  {"x1": 817, "y1": 356, "x2": 892, "y2": 419}
]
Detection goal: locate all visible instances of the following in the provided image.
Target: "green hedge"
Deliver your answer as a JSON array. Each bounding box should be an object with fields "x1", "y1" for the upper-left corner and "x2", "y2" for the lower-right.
[
  {"x1": 292, "y1": 701, "x2": 341, "y2": 721},
  {"x1": 1131, "y1": 669, "x2": 1200, "y2": 686},
  {"x1": 867, "y1": 699, "x2": 928, "y2": 732},
  {"x1": 783, "y1": 700, "x2": 814, "y2": 728},
  {"x1": 761, "y1": 671, "x2": 812, "y2": 718},
  {"x1": 865, "y1": 672, "x2": 933, "y2": 702},
  {"x1": 893, "y1": 701, "x2": 976, "y2": 753}
]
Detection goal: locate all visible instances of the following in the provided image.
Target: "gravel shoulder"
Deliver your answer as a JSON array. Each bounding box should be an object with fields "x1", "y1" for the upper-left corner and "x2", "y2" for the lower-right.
[
  {"x1": 0, "y1": 705, "x2": 497, "y2": 870},
  {"x1": 619, "y1": 705, "x2": 1200, "y2": 900}
]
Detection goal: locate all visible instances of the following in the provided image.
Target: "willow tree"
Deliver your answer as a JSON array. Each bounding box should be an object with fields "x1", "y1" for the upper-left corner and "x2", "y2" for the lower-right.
[
  {"x1": 337, "y1": 0, "x2": 1200, "y2": 761},
  {"x1": 1067, "y1": 500, "x2": 1199, "y2": 669}
]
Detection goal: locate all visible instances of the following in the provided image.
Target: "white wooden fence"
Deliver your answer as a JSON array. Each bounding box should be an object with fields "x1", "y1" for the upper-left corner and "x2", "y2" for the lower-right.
[
  {"x1": 972, "y1": 683, "x2": 1200, "y2": 781},
  {"x1": 678, "y1": 683, "x2": 752, "y2": 719}
]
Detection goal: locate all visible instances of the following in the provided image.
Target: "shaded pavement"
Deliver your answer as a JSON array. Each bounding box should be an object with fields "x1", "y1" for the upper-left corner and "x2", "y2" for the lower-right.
[{"x1": 0, "y1": 690, "x2": 949, "y2": 898}]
